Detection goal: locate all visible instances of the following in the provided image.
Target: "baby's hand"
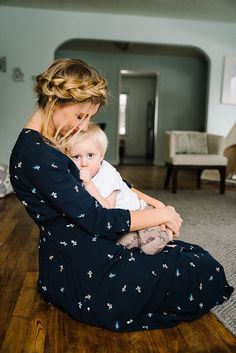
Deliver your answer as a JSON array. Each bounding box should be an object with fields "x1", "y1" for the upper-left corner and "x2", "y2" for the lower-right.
[{"x1": 80, "y1": 169, "x2": 92, "y2": 186}]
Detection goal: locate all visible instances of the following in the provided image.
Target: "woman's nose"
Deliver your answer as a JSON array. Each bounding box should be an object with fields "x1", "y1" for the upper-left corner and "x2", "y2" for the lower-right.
[{"x1": 79, "y1": 118, "x2": 90, "y2": 132}]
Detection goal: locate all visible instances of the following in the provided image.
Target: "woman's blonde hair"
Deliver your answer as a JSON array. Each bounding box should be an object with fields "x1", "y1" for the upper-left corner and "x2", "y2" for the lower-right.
[
  {"x1": 34, "y1": 58, "x2": 108, "y2": 151},
  {"x1": 66, "y1": 124, "x2": 108, "y2": 157}
]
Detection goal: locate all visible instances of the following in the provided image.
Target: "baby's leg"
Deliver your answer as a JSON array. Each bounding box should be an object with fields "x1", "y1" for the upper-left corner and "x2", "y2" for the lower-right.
[
  {"x1": 117, "y1": 232, "x2": 139, "y2": 249},
  {"x1": 138, "y1": 226, "x2": 173, "y2": 255}
]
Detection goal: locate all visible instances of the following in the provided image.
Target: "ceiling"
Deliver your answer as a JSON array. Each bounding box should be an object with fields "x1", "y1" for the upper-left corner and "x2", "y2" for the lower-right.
[{"x1": 1, "y1": 0, "x2": 236, "y2": 23}]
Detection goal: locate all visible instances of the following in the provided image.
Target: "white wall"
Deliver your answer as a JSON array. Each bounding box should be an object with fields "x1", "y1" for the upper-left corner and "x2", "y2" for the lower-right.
[{"x1": 0, "y1": 6, "x2": 236, "y2": 164}]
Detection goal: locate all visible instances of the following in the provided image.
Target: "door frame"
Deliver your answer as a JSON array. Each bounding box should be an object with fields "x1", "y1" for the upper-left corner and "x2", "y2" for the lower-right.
[{"x1": 117, "y1": 70, "x2": 160, "y2": 165}]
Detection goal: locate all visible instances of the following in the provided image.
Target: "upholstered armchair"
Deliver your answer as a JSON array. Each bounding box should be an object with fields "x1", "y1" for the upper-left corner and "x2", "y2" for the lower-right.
[{"x1": 164, "y1": 131, "x2": 228, "y2": 193}]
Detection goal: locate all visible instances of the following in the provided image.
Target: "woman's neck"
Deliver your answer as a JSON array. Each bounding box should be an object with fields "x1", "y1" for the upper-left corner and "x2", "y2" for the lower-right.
[{"x1": 24, "y1": 108, "x2": 43, "y2": 132}]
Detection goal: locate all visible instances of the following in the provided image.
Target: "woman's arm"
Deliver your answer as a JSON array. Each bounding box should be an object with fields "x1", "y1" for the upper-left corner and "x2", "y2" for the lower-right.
[
  {"x1": 130, "y1": 206, "x2": 182, "y2": 235},
  {"x1": 132, "y1": 187, "x2": 165, "y2": 208},
  {"x1": 131, "y1": 187, "x2": 176, "y2": 236},
  {"x1": 12, "y1": 143, "x2": 130, "y2": 241}
]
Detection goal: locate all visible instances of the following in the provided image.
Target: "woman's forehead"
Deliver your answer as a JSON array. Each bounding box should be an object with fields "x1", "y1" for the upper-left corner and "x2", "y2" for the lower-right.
[{"x1": 75, "y1": 102, "x2": 100, "y2": 116}]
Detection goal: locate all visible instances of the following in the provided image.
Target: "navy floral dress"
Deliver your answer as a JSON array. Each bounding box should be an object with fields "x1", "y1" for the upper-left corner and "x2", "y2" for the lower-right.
[{"x1": 9, "y1": 129, "x2": 233, "y2": 332}]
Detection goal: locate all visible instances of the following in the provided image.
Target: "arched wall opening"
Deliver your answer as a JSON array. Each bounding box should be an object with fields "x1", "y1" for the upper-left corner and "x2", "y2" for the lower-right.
[{"x1": 55, "y1": 39, "x2": 209, "y2": 165}]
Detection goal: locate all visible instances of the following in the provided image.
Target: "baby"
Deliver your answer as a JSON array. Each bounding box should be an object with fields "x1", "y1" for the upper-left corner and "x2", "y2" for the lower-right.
[{"x1": 67, "y1": 124, "x2": 174, "y2": 255}]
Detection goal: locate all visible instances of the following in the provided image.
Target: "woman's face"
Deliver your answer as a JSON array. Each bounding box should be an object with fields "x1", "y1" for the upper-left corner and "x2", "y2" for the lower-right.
[{"x1": 52, "y1": 102, "x2": 100, "y2": 136}]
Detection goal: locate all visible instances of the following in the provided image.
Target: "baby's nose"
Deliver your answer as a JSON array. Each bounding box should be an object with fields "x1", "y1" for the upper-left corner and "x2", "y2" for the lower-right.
[{"x1": 80, "y1": 158, "x2": 88, "y2": 167}]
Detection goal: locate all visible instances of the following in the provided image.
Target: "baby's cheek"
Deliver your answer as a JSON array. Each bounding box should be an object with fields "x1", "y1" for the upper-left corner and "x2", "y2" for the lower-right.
[{"x1": 74, "y1": 161, "x2": 81, "y2": 170}]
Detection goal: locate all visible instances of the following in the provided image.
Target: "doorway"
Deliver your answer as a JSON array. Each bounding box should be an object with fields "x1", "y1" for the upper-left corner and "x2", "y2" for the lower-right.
[{"x1": 118, "y1": 71, "x2": 159, "y2": 165}]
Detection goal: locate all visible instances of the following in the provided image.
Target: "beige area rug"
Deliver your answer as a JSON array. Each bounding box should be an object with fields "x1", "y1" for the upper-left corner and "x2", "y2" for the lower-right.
[
  {"x1": 145, "y1": 189, "x2": 236, "y2": 336},
  {"x1": 201, "y1": 169, "x2": 236, "y2": 187}
]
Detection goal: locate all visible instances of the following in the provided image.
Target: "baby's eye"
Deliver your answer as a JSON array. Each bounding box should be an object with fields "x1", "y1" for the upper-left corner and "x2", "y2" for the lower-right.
[
  {"x1": 88, "y1": 153, "x2": 94, "y2": 158},
  {"x1": 72, "y1": 155, "x2": 80, "y2": 160}
]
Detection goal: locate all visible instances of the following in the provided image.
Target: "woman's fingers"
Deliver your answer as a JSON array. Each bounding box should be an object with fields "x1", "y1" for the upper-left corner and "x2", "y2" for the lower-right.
[{"x1": 165, "y1": 207, "x2": 183, "y2": 235}]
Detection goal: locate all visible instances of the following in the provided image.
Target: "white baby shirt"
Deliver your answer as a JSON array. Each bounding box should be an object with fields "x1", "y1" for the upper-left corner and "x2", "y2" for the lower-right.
[{"x1": 92, "y1": 160, "x2": 146, "y2": 210}]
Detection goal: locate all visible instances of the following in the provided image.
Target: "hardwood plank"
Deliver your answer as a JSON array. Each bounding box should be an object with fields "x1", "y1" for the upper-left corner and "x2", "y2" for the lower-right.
[
  {"x1": 146, "y1": 326, "x2": 186, "y2": 353},
  {"x1": 44, "y1": 307, "x2": 66, "y2": 353},
  {"x1": 125, "y1": 331, "x2": 160, "y2": 353},
  {"x1": 22, "y1": 288, "x2": 49, "y2": 353},
  {"x1": 0, "y1": 197, "x2": 22, "y2": 248},
  {"x1": 0, "y1": 272, "x2": 39, "y2": 353},
  {"x1": 0, "y1": 221, "x2": 37, "y2": 344},
  {"x1": 176, "y1": 314, "x2": 236, "y2": 353},
  {"x1": 45, "y1": 311, "x2": 164, "y2": 353},
  {"x1": 0, "y1": 220, "x2": 16, "y2": 247},
  {"x1": 206, "y1": 314, "x2": 236, "y2": 351}
]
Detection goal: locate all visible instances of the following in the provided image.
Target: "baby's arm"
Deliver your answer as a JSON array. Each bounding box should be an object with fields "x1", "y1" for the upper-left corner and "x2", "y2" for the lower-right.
[
  {"x1": 80, "y1": 168, "x2": 117, "y2": 208},
  {"x1": 132, "y1": 187, "x2": 175, "y2": 237},
  {"x1": 132, "y1": 188, "x2": 165, "y2": 209}
]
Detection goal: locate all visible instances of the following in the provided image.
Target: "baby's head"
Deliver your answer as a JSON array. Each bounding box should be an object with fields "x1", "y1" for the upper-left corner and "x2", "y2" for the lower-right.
[{"x1": 67, "y1": 124, "x2": 108, "y2": 177}]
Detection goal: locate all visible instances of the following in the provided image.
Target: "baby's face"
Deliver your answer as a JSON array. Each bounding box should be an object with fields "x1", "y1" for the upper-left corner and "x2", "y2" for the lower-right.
[{"x1": 69, "y1": 138, "x2": 103, "y2": 178}]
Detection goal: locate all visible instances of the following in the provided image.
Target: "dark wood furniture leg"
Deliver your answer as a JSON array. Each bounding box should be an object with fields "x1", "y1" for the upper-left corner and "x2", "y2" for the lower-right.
[
  {"x1": 197, "y1": 168, "x2": 203, "y2": 189},
  {"x1": 172, "y1": 166, "x2": 178, "y2": 193},
  {"x1": 164, "y1": 163, "x2": 172, "y2": 190},
  {"x1": 219, "y1": 166, "x2": 226, "y2": 194},
  {"x1": 164, "y1": 164, "x2": 226, "y2": 194}
]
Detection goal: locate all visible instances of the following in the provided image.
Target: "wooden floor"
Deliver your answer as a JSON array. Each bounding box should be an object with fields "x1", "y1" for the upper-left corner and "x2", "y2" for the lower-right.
[{"x1": 0, "y1": 166, "x2": 235, "y2": 353}]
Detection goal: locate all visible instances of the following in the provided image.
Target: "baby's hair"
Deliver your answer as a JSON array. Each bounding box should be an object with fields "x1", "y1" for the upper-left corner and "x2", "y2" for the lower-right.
[{"x1": 67, "y1": 124, "x2": 108, "y2": 157}]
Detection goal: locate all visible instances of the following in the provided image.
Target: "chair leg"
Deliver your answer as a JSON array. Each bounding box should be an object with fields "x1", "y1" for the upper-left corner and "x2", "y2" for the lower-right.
[
  {"x1": 172, "y1": 166, "x2": 178, "y2": 193},
  {"x1": 197, "y1": 169, "x2": 203, "y2": 189},
  {"x1": 164, "y1": 164, "x2": 172, "y2": 190},
  {"x1": 219, "y1": 166, "x2": 226, "y2": 194}
]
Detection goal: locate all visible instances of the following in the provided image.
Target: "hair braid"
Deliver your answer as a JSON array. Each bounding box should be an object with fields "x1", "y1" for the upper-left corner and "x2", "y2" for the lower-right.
[
  {"x1": 34, "y1": 58, "x2": 108, "y2": 153},
  {"x1": 35, "y1": 58, "x2": 108, "y2": 107}
]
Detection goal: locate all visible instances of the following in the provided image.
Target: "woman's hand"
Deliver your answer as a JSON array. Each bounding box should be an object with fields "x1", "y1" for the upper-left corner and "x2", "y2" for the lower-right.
[{"x1": 164, "y1": 206, "x2": 183, "y2": 236}]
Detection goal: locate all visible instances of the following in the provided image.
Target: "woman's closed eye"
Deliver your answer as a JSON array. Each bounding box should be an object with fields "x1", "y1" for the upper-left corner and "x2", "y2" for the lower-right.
[{"x1": 77, "y1": 113, "x2": 89, "y2": 121}]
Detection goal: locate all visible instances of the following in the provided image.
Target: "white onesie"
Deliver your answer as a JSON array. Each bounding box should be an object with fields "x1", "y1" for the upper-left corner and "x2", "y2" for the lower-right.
[{"x1": 92, "y1": 160, "x2": 146, "y2": 210}]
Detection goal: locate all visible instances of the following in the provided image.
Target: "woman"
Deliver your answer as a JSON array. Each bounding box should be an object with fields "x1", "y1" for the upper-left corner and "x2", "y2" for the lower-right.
[{"x1": 10, "y1": 58, "x2": 233, "y2": 332}]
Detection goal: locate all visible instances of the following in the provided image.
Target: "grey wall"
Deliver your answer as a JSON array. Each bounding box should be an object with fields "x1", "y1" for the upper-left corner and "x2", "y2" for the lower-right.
[
  {"x1": 0, "y1": 6, "x2": 236, "y2": 165},
  {"x1": 56, "y1": 48, "x2": 207, "y2": 164}
]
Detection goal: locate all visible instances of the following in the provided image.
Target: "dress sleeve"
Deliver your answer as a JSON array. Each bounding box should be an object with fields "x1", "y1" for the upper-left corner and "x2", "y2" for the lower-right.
[{"x1": 24, "y1": 146, "x2": 131, "y2": 240}]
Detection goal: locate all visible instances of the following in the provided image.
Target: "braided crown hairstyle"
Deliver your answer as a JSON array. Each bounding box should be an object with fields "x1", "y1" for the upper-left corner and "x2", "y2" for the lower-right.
[{"x1": 34, "y1": 58, "x2": 108, "y2": 150}]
